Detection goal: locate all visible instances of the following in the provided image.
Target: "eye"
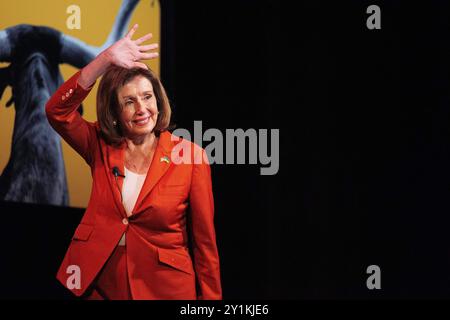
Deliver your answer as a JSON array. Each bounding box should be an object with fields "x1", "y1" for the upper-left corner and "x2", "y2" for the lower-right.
[
  {"x1": 145, "y1": 94, "x2": 152, "y2": 100},
  {"x1": 125, "y1": 100, "x2": 134, "y2": 106}
]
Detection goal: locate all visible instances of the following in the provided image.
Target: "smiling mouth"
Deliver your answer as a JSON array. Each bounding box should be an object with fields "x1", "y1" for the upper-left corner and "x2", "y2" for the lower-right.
[{"x1": 133, "y1": 117, "x2": 150, "y2": 126}]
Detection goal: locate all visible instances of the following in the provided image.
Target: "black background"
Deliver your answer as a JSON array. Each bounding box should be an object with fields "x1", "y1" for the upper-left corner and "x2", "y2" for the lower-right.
[{"x1": 2, "y1": 0, "x2": 450, "y2": 299}]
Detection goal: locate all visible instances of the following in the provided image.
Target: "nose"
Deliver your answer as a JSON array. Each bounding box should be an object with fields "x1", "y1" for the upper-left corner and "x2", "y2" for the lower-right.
[{"x1": 134, "y1": 98, "x2": 147, "y2": 114}]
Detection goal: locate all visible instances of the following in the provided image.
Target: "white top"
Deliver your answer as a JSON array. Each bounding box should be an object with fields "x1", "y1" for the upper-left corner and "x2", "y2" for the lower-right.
[
  {"x1": 118, "y1": 167, "x2": 147, "y2": 246},
  {"x1": 123, "y1": 167, "x2": 147, "y2": 216}
]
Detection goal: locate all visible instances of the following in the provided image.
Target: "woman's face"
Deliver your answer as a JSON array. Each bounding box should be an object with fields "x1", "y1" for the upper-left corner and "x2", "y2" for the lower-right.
[{"x1": 116, "y1": 75, "x2": 158, "y2": 139}]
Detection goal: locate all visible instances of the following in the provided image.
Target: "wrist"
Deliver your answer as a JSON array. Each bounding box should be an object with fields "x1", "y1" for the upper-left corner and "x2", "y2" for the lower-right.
[
  {"x1": 99, "y1": 49, "x2": 113, "y2": 68},
  {"x1": 78, "y1": 69, "x2": 94, "y2": 90}
]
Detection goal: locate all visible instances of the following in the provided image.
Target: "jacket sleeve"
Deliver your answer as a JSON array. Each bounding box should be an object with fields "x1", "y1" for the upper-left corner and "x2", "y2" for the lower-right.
[
  {"x1": 188, "y1": 148, "x2": 223, "y2": 300},
  {"x1": 45, "y1": 70, "x2": 98, "y2": 166}
]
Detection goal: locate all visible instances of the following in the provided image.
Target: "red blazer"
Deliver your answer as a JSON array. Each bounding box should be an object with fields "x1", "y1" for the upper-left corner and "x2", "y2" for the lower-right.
[{"x1": 45, "y1": 70, "x2": 222, "y2": 300}]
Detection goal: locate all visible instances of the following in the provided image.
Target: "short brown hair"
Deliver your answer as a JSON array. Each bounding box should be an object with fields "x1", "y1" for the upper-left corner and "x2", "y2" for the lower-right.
[{"x1": 96, "y1": 65, "x2": 173, "y2": 146}]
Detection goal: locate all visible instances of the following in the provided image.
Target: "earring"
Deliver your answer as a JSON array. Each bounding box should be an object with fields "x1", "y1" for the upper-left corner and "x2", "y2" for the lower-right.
[{"x1": 113, "y1": 120, "x2": 117, "y2": 126}]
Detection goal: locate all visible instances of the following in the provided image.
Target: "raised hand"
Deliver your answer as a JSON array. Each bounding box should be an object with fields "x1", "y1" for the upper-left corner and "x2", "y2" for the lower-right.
[{"x1": 104, "y1": 23, "x2": 159, "y2": 70}]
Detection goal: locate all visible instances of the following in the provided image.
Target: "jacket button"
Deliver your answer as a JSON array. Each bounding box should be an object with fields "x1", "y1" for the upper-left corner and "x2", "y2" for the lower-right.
[
  {"x1": 61, "y1": 95, "x2": 65, "y2": 101},
  {"x1": 66, "y1": 92, "x2": 70, "y2": 97},
  {"x1": 122, "y1": 218, "x2": 128, "y2": 225},
  {"x1": 69, "y1": 88, "x2": 73, "y2": 94}
]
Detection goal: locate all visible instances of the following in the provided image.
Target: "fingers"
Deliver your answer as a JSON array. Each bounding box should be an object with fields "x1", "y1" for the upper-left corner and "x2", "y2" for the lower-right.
[
  {"x1": 139, "y1": 52, "x2": 159, "y2": 60},
  {"x1": 134, "y1": 62, "x2": 149, "y2": 70},
  {"x1": 126, "y1": 23, "x2": 139, "y2": 39},
  {"x1": 139, "y1": 43, "x2": 158, "y2": 52},
  {"x1": 135, "y1": 33, "x2": 153, "y2": 45}
]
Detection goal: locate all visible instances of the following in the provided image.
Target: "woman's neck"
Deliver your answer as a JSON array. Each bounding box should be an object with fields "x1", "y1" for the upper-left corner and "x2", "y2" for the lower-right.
[
  {"x1": 125, "y1": 132, "x2": 157, "y2": 153},
  {"x1": 124, "y1": 133, "x2": 159, "y2": 174}
]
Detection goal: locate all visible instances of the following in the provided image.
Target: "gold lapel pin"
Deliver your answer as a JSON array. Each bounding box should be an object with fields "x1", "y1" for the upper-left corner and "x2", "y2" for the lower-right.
[{"x1": 160, "y1": 155, "x2": 170, "y2": 164}]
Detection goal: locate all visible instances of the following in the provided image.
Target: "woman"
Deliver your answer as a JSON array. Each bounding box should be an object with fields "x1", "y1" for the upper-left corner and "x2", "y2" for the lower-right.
[{"x1": 46, "y1": 24, "x2": 222, "y2": 300}]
